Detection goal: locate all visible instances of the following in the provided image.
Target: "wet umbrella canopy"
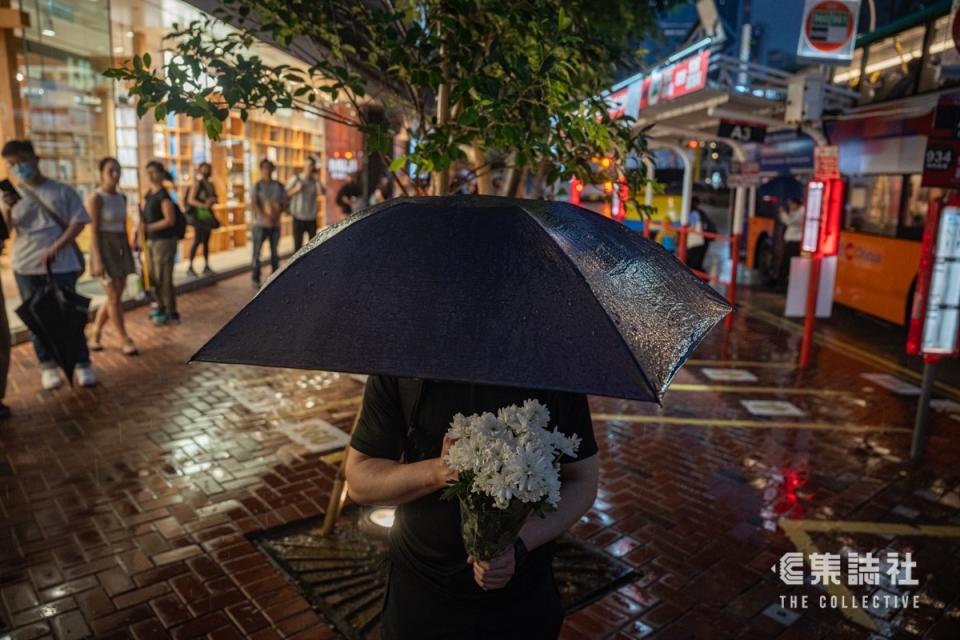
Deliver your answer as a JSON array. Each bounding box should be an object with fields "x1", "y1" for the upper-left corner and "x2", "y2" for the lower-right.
[
  {"x1": 16, "y1": 275, "x2": 91, "y2": 384},
  {"x1": 193, "y1": 196, "x2": 731, "y2": 403}
]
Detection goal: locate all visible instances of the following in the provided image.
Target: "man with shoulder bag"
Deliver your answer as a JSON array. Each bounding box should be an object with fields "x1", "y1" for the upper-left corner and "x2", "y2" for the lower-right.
[{"x1": 0, "y1": 140, "x2": 96, "y2": 389}]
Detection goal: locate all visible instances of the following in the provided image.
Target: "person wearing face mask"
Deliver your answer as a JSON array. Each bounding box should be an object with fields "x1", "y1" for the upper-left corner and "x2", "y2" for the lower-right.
[{"x1": 0, "y1": 139, "x2": 96, "y2": 389}]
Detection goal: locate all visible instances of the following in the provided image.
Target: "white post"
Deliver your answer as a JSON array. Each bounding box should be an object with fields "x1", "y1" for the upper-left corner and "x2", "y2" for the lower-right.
[
  {"x1": 642, "y1": 157, "x2": 655, "y2": 208},
  {"x1": 748, "y1": 185, "x2": 757, "y2": 219},
  {"x1": 732, "y1": 186, "x2": 746, "y2": 237},
  {"x1": 679, "y1": 148, "x2": 692, "y2": 227}
]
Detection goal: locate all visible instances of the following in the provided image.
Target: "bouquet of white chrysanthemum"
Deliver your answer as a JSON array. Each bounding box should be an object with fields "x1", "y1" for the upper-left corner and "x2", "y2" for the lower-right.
[{"x1": 441, "y1": 399, "x2": 580, "y2": 560}]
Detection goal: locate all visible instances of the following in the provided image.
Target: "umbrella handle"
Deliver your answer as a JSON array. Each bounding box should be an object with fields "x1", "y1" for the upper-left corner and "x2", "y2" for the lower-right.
[{"x1": 319, "y1": 410, "x2": 362, "y2": 537}]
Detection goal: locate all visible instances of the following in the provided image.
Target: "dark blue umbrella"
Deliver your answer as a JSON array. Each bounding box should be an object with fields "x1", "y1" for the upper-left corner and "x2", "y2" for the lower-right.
[{"x1": 193, "y1": 196, "x2": 731, "y2": 402}]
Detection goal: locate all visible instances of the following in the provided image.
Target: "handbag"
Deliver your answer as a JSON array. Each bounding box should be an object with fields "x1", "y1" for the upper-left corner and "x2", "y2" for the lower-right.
[{"x1": 19, "y1": 184, "x2": 86, "y2": 276}]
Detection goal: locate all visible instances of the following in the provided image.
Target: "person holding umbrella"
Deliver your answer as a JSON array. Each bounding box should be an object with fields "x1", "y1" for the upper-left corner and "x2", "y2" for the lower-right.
[
  {"x1": 1, "y1": 139, "x2": 96, "y2": 389},
  {"x1": 346, "y1": 377, "x2": 598, "y2": 639},
  {"x1": 192, "y1": 196, "x2": 732, "y2": 640}
]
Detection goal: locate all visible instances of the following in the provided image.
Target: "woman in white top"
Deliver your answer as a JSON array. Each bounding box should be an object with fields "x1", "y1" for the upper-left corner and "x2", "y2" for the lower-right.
[
  {"x1": 87, "y1": 157, "x2": 138, "y2": 355},
  {"x1": 777, "y1": 197, "x2": 805, "y2": 286}
]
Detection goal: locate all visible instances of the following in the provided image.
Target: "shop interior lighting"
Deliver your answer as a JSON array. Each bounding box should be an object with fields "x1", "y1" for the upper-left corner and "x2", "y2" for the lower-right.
[
  {"x1": 833, "y1": 38, "x2": 953, "y2": 84},
  {"x1": 367, "y1": 507, "x2": 396, "y2": 528}
]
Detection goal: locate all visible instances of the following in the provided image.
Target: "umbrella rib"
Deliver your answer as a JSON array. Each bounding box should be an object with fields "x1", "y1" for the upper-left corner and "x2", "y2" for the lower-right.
[{"x1": 519, "y1": 209, "x2": 661, "y2": 403}]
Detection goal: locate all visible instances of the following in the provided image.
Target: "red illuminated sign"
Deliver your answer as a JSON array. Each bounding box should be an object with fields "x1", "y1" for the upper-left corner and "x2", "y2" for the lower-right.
[{"x1": 638, "y1": 51, "x2": 711, "y2": 110}]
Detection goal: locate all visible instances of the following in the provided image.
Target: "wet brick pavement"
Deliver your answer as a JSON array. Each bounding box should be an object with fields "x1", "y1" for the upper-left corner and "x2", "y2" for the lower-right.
[{"x1": 1, "y1": 275, "x2": 958, "y2": 639}]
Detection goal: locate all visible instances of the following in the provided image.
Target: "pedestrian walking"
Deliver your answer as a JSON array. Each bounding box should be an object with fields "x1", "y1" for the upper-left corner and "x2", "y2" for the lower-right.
[
  {"x1": 335, "y1": 172, "x2": 362, "y2": 216},
  {"x1": 286, "y1": 157, "x2": 324, "y2": 251},
  {"x1": 685, "y1": 196, "x2": 708, "y2": 272},
  {"x1": 185, "y1": 161, "x2": 219, "y2": 276},
  {"x1": 0, "y1": 139, "x2": 96, "y2": 389},
  {"x1": 141, "y1": 161, "x2": 180, "y2": 325},
  {"x1": 368, "y1": 174, "x2": 391, "y2": 206},
  {"x1": 250, "y1": 159, "x2": 287, "y2": 288},
  {"x1": 87, "y1": 157, "x2": 138, "y2": 355},
  {"x1": 778, "y1": 196, "x2": 804, "y2": 287}
]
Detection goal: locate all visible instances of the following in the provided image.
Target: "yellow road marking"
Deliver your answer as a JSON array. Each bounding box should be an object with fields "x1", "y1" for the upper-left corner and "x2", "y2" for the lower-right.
[
  {"x1": 274, "y1": 395, "x2": 363, "y2": 420},
  {"x1": 778, "y1": 519, "x2": 960, "y2": 631},
  {"x1": 320, "y1": 449, "x2": 347, "y2": 465},
  {"x1": 670, "y1": 384, "x2": 849, "y2": 396},
  {"x1": 687, "y1": 359, "x2": 795, "y2": 369},
  {"x1": 593, "y1": 413, "x2": 911, "y2": 433},
  {"x1": 742, "y1": 304, "x2": 960, "y2": 402}
]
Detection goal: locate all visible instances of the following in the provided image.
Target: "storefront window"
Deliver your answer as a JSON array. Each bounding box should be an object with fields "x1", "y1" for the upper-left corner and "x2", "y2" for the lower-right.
[
  {"x1": 860, "y1": 26, "x2": 926, "y2": 103},
  {"x1": 844, "y1": 175, "x2": 902, "y2": 237},
  {"x1": 17, "y1": 0, "x2": 114, "y2": 200},
  {"x1": 920, "y1": 14, "x2": 960, "y2": 93}
]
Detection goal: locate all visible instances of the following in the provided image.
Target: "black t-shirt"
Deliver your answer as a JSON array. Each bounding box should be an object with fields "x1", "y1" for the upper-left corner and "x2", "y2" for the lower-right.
[
  {"x1": 335, "y1": 181, "x2": 362, "y2": 214},
  {"x1": 350, "y1": 376, "x2": 598, "y2": 601},
  {"x1": 144, "y1": 189, "x2": 176, "y2": 240}
]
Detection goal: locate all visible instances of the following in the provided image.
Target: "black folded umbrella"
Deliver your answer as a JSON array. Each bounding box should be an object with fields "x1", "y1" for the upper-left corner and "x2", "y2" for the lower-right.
[
  {"x1": 16, "y1": 274, "x2": 91, "y2": 385},
  {"x1": 193, "y1": 196, "x2": 732, "y2": 403}
]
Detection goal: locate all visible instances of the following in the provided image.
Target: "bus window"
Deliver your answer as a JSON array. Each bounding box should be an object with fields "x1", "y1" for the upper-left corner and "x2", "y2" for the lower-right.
[
  {"x1": 845, "y1": 175, "x2": 902, "y2": 236},
  {"x1": 861, "y1": 26, "x2": 926, "y2": 104},
  {"x1": 921, "y1": 15, "x2": 960, "y2": 93},
  {"x1": 900, "y1": 174, "x2": 943, "y2": 240}
]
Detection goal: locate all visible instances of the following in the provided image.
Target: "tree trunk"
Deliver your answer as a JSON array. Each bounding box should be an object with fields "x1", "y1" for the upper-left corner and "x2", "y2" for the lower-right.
[{"x1": 471, "y1": 144, "x2": 494, "y2": 195}]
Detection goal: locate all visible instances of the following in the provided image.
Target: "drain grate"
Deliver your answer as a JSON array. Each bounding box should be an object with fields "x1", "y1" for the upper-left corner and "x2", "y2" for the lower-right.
[{"x1": 254, "y1": 508, "x2": 638, "y2": 640}]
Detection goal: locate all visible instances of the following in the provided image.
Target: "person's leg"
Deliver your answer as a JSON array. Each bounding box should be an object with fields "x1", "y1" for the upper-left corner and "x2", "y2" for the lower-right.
[
  {"x1": 90, "y1": 289, "x2": 110, "y2": 349},
  {"x1": 188, "y1": 232, "x2": 201, "y2": 273},
  {"x1": 251, "y1": 226, "x2": 264, "y2": 285},
  {"x1": 268, "y1": 227, "x2": 280, "y2": 273},
  {"x1": 160, "y1": 239, "x2": 177, "y2": 318},
  {"x1": 305, "y1": 219, "x2": 317, "y2": 244},
  {"x1": 0, "y1": 277, "x2": 10, "y2": 412},
  {"x1": 13, "y1": 273, "x2": 55, "y2": 366},
  {"x1": 106, "y1": 277, "x2": 129, "y2": 340},
  {"x1": 201, "y1": 229, "x2": 211, "y2": 270},
  {"x1": 292, "y1": 219, "x2": 305, "y2": 252},
  {"x1": 147, "y1": 241, "x2": 165, "y2": 314}
]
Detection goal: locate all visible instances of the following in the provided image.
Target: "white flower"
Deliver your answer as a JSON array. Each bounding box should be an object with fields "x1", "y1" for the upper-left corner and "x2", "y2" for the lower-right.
[{"x1": 444, "y1": 399, "x2": 580, "y2": 511}]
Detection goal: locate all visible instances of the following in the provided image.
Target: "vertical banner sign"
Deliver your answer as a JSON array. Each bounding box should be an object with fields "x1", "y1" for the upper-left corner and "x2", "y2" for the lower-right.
[
  {"x1": 922, "y1": 207, "x2": 960, "y2": 355},
  {"x1": 797, "y1": 0, "x2": 861, "y2": 63},
  {"x1": 814, "y1": 145, "x2": 840, "y2": 179}
]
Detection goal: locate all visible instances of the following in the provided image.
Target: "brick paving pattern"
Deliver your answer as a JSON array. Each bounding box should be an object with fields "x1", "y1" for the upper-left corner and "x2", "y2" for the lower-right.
[{"x1": 0, "y1": 277, "x2": 958, "y2": 639}]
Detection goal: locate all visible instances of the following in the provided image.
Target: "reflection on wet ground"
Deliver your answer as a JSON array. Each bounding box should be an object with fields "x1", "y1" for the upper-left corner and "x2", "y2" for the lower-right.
[{"x1": 0, "y1": 277, "x2": 957, "y2": 639}]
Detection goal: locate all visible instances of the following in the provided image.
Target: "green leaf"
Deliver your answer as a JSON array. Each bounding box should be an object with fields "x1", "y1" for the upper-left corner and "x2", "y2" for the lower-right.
[
  {"x1": 142, "y1": 52, "x2": 151, "y2": 68},
  {"x1": 388, "y1": 157, "x2": 406, "y2": 172}
]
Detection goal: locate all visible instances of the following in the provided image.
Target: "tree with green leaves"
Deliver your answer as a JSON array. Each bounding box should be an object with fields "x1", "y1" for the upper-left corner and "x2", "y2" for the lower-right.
[{"x1": 106, "y1": 0, "x2": 666, "y2": 206}]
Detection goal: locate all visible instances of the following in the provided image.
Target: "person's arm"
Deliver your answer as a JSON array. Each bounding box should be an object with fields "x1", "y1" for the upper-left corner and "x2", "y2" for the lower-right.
[
  {"x1": 286, "y1": 176, "x2": 303, "y2": 198},
  {"x1": 335, "y1": 186, "x2": 350, "y2": 210},
  {"x1": 40, "y1": 222, "x2": 85, "y2": 269},
  {"x1": 345, "y1": 435, "x2": 458, "y2": 505},
  {"x1": 86, "y1": 193, "x2": 104, "y2": 277},
  {"x1": 251, "y1": 183, "x2": 264, "y2": 220},
  {"x1": 145, "y1": 199, "x2": 175, "y2": 233},
  {"x1": 778, "y1": 208, "x2": 790, "y2": 226},
  {"x1": 185, "y1": 183, "x2": 206, "y2": 210},
  {"x1": 469, "y1": 455, "x2": 598, "y2": 590}
]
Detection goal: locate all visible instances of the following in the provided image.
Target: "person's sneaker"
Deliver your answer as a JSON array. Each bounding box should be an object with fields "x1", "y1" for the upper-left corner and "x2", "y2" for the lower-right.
[
  {"x1": 166, "y1": 313, "x2": 181, "y2": 325},
  {"x1": 75, "y1": 366, "x2": 97, "y2": 387},
  {"x1": 149, "y1": 308, "x2": 164, "y2": 320},
  {"x1": 202, "y1": 266, "x2": 215, "y2": 275},
  {"x1": 186, "y1": 266, "x2": 198, "y2": 277},
  {"x1": 41, "y1": 368, "x2": 63, "y2": 391},
  {"x1": 0, "y1": 402, "x2": 10, "y2": 419},
  {"x1": 252, "y1": 280, "x2": 261, "y2": 289},
  {"x1": 151, "y1": 313, "x2": 168, "y2": 326}
]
